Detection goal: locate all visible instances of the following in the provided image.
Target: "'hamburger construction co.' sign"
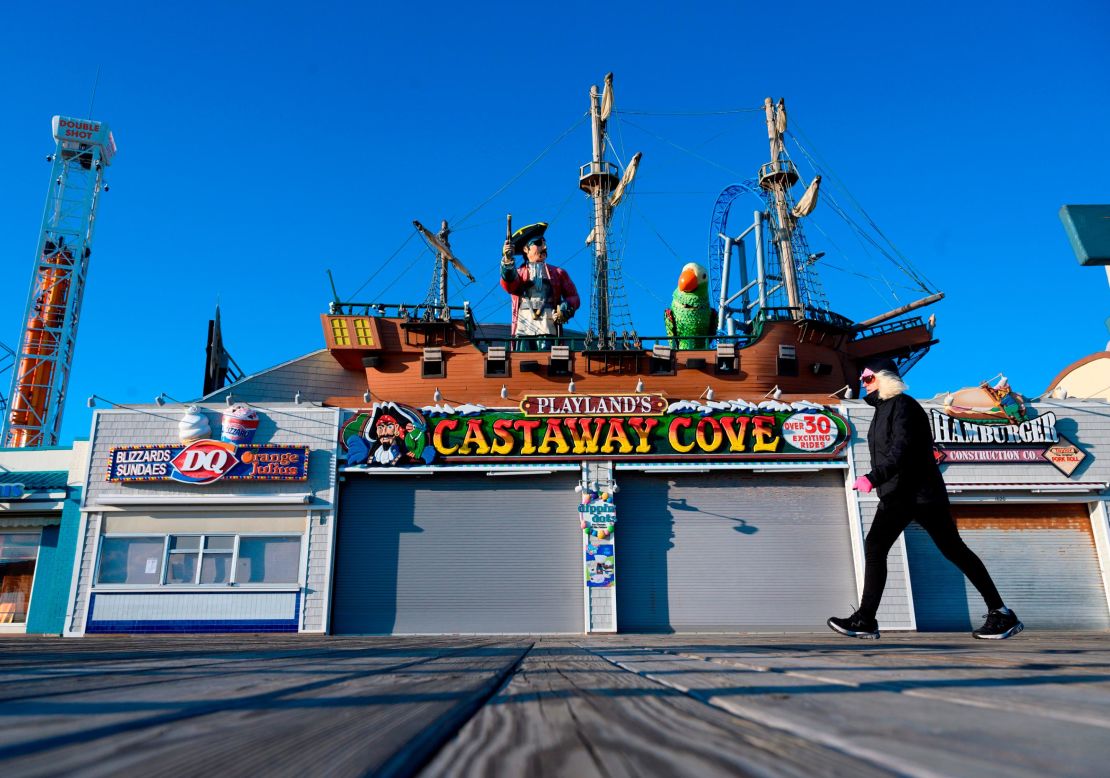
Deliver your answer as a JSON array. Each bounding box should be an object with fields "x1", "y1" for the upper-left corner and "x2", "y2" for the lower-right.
[{"x1": 341, "y1": 394, "x2": 851, "y2": 466}]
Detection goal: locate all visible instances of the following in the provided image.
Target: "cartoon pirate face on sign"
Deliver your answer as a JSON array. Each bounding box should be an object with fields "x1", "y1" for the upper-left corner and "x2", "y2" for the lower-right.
[{"x1": 344, "y1": 402, "x2": 429, "y2": 467}]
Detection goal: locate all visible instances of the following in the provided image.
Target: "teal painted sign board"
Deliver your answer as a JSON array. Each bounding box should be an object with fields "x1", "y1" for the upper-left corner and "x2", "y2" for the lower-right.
[{"x1": 1060, "y1": 205, "x2": 1110, "y2": 266}]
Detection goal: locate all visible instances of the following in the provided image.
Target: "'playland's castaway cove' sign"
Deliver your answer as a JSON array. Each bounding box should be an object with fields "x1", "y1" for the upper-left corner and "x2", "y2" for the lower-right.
[{"x1": 341, "y1": 394, "x2": 851, "y2": 466}]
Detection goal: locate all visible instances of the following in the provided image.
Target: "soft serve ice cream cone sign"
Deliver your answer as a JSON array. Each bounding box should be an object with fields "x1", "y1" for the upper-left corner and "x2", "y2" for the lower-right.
[{"x1": 107, "y1": 407, "x2": 309, "y2": 484}]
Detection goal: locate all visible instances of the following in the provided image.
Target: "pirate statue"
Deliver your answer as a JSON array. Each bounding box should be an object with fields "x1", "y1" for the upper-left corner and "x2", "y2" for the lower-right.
[{"x1": 500, "y1": 222, "x2": 580, "y2": 351}]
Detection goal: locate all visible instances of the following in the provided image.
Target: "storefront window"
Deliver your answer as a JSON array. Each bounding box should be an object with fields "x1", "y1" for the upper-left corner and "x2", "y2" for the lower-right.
[
  {"x1": 236, "y1": 537, "x2": 300, "y2": 583},
  {"x1": 96, "y1": 534, "x2": 301, "y2": 587},
  {"x1": 97, "y1": 536, "x2": 164, "y2": 585},
  {"x1": 166, "y1": 536, "x2": 200, "y2": 584},
  {"x1": 0, "y1": 533, "x2": 39, "y2": 624},
  {"x1": 199, "y1": 536, "x2": 234, "y2": 584}
]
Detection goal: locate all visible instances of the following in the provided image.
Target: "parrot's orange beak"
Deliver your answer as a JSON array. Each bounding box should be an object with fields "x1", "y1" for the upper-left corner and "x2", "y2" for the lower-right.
[{"x1": 678, "y1": 269, "x2": 698, "y2": 292}]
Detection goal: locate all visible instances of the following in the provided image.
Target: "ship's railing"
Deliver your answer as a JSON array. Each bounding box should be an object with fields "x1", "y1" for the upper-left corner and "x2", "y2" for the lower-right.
[
  {"x1": 758, "y1": 306, "x2": 855, "y2": 330},
  {"x1": 471, "y1": 331, "x2": 757, "y2": 354},
  {"x1": 853, "y1": 316, "x2": 925, "y2": 340},
  {"x1": 328, "y1": 301, "x2": 478, "y2": 336}
]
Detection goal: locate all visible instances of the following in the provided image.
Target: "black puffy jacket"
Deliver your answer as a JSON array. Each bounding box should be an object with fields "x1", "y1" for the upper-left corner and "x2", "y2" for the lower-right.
[{"x1": 864, "y1": 391, "x2": 948, "y2": 505}]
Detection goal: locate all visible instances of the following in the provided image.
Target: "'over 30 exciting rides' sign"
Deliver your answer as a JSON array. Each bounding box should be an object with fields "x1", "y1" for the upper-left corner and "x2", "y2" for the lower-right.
[{"x1": 341, "y1": 394, "x2": 851, "y2": 466}]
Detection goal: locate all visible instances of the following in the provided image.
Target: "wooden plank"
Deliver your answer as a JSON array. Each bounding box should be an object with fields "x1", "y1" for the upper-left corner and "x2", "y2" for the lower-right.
[
  {"x1": 586, "y1": 639, "x2": 1110, "y2": 778},
  {"x1": 423, "y1": 639, "x2": 895, "y2": 777},
  {"x1": 661, "y1": 637, "x2": 1110, "y2": 728},
  {"x1": 0, "y1": 637, "x2": 528, "y2": 778}
]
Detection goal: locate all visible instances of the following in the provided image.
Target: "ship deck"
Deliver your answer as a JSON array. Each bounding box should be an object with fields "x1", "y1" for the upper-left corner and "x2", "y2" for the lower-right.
[{"x1": 2, "y1": 632, "x2": 1107, "y2": 776}]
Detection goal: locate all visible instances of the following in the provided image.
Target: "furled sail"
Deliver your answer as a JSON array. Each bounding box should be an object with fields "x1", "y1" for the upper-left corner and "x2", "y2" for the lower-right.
[
  {"x1": 792, "y1": 175, "x2": 822, "y2": 218},
  {"x1": 600, "y1": 72, "x2": 614, "y2": 122},
  {"x1": 775, "y1": 98, "x2": 787, "y2": 134},
  {"x1": 609, "y1": 151, "x2": 642, "y2": 207}
]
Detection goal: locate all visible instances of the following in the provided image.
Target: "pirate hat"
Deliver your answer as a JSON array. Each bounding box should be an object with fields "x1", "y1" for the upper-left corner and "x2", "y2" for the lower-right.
[{"x1": 510, "y1": 222, "x2": 548, "y2": 256}]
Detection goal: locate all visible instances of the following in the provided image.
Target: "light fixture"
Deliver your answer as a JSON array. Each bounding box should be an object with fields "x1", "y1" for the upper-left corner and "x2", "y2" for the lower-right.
[
  {"x1": 943, "y1": 392, "x2": 955, "y2": 406},
  {"x1": 610, "y1": 481, "x2": 620, "y2": 493},
  {"x1": 294, "y1": 391, "x2": 303, "y2": 405},
  {"x1": 363, "y1": 390, "x2": 371, "y2": 403},
  {"x1": 827, "y1": 384, "x2": 853, "y2": 399},
  {"x1": 806, "y1": 251, "x2": 825, "y2": 265},
  {"x1": 87, "y1": 395, "x2": 96, "y2": 408},
  {"x1": 500, "y1": 385, "x2": 509, "y2": 400},
  {"x1": 45, "y1": 155, "x2": 54, "y2": 162},
  {"x1": 705, "y1": 387, "x2": 715, "y2": 401},
  {"x1": 763, "y1": 385, "x2": 782, "y2": 400},
  {"x1": 154, "y1": 393, "x2": 166, "y2": 406},
  {"x1": 635, "y1": 378, "x2": 644, "y2": 393},
  {"x1": 1051, "y1": 386, "x2": 1068, "y2": 400},
  {"x1": 433, "y1": 387, "x2": 442, "y2": 403},
  {"x1": 574, "y1": 483, "x2": 584, "y2": 494},
  {"x1": 567, "y1": 379, "x2": 576, "y2": 393},
  {"x1": 225, "y1": 394, "x2": 234, "y2": 407}
]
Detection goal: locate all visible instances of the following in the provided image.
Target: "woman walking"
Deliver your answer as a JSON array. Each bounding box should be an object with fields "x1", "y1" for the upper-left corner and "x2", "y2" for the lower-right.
[{"x1": 828, "y1": 359, "x2": 1023, "y2": 640}]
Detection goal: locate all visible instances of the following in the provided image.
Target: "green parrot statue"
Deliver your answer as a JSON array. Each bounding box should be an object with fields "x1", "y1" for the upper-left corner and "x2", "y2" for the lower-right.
[{"x1": 664, "y1": 262, "x2": 717, "y2": 349}]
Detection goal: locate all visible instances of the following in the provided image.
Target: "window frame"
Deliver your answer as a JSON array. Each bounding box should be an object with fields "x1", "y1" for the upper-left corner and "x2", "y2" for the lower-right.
[{"x1": 94, "y1": 532, "x2": 304, "y2": 591}]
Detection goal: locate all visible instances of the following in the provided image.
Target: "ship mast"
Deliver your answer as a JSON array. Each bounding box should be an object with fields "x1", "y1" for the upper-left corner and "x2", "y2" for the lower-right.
[
  {"x1": 579, "y1": 76, "x2": 621, "y2": 348},
  {"x1": 758, "y1": 97, "x2": 803, "y2": 313},
  {"x1": 413, "y1": 218, "x2": 474, "y2": 320}
]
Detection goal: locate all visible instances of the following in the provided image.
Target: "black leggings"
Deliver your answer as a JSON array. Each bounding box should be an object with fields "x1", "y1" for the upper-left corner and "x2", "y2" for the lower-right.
[{"x1": 859, "y1": 500, "x2": 1004, "y2": 619}]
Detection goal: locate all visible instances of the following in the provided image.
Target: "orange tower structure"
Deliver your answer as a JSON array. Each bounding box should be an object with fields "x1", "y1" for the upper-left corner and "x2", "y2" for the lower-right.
[{"x1": 3, "y1": 116, "x2": 116, "y2": 447}]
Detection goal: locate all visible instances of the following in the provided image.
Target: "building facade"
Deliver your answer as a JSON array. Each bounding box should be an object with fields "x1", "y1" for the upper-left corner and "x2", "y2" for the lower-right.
[
  {"x1": 64, "y1": 404, "x2": 339, "y2": 635},
  {"x1": 0, "y1": 443, "x2": 87, "y2": 634}
]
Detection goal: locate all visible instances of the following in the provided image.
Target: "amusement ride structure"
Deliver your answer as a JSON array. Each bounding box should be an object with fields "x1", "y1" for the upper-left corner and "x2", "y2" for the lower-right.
[{"x1": 2, "y1": 116, "x2": 116, "y2": 447}]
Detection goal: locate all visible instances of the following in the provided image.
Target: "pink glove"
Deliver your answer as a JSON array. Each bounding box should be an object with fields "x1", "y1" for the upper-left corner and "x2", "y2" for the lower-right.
[{"x1": 853, "y1": 475, "x2": 873, "y2": 493}]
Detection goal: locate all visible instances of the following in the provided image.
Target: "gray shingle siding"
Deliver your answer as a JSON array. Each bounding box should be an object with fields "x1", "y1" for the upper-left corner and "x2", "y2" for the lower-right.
[{"x1": 200, "y1": 350, "x2": 366, "y2": 405}]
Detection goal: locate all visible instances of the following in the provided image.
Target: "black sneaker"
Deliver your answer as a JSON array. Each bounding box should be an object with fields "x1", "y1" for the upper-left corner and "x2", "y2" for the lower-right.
[
  {"x1": 827, "y1": 611, "x2": 880, "y2": 639},
  {"x1": 973, "y1": 609, "x2": 1024, "y2": 640}
]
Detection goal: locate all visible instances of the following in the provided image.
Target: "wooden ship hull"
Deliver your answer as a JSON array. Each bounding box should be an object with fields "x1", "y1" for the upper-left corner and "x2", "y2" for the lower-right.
[{"x1": 321, "y1": 310, "x2": 937, "y2": 408}]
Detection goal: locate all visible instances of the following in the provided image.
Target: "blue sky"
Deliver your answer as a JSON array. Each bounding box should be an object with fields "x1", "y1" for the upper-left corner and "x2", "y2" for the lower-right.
[{"x1": 1, "y1": 1, "x2": 1108, "y2": 444}]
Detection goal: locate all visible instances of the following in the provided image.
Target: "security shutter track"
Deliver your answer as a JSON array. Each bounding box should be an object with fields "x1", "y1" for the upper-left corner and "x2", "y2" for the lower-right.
[
  {"x1": 617, "y1": 470, "x2": 856, "y2": 632},
  {"x1": 907, "y1": 503, "x2": 1110, "y2": 631},
  {"x1": 333, "y1": 473, "x2": 584, "y2": 634}
]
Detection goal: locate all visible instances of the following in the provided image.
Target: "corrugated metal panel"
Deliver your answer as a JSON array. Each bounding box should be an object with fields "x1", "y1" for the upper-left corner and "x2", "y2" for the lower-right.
[
  {"x1": 333, "y1": 473, "x2": 584, "y2": 634},
  {"x1": 908, "y1": 503, "x2": 1110, "y2": 630},
  {"x1": 616, "y1": 471, "x2": 856, "y2": 631}
]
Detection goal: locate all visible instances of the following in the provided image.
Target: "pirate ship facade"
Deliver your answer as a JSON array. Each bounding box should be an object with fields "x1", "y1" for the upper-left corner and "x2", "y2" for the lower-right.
[{"x1": 310, "y1": 79, "x2": 945, "y2": 634}]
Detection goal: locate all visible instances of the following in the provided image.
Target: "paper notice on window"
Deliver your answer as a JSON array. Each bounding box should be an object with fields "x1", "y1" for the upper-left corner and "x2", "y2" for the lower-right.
[{"x1": 145, "y1": 558, "x2": 158, "y2": 574}]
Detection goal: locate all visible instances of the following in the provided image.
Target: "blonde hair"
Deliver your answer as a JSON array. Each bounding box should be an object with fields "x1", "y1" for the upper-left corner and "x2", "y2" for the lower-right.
[{"x1": 874, "y1": 370, "x2": 907, "y2": 400}]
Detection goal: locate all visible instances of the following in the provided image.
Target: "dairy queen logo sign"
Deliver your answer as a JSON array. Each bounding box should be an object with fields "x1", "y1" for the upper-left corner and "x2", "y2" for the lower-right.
[
  {"x1": 108, "y1": 440, "x2": 309, "y2": 484},
  {"x1": 170, "y1": 440, "x2": 241, "y2": 484}
]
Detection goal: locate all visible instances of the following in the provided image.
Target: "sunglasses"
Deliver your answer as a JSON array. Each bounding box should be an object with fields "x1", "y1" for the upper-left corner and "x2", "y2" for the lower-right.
[{"x1": 860, "y1": 373, "x2": 877, "y2": 385}]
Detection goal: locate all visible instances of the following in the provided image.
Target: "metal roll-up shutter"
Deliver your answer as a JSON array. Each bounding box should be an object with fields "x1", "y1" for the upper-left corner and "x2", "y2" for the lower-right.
[
  {"x1": 616, "y1": 470, "x2": 856, "y2": 632},
  {"x1": 907, "y1": 503, "x2": 1110, "y2": 630},
  {"x1": 332, "y1": 473, "x2": 584, "y2": 634}
]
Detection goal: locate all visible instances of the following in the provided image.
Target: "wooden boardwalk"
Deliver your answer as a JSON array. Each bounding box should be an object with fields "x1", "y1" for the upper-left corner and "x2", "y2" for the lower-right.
[{"x1": 1, "y1": 632, "x2": 1109, "y2": 777}]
